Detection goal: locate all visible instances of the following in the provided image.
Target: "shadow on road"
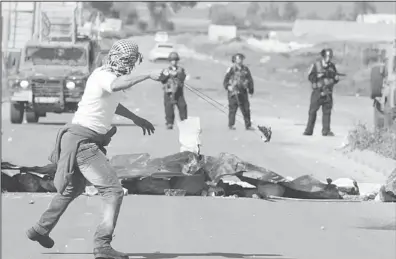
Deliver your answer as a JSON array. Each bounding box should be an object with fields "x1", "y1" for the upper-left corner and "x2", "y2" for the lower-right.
[
  {"x1": 43, "y1": 252, "x2": 289, "y2": 259},
  {"x1": 33, "y1": 122, "x2": 152, "y2": 127}
]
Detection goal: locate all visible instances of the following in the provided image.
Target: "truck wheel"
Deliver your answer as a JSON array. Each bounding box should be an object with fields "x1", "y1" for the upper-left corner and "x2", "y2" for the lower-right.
[
  {"x1": 10, "y1": 102, "x2": 24, "y2": 124},
  {"x1": 370, "y1": 66, "x2": 384, "y2": 99},
  {"x1": 26, "y1": 110, "x2": 39, "y2": 123},
  {"x1": 374, "y1": 101, "x2": 384, "y2": 129}
]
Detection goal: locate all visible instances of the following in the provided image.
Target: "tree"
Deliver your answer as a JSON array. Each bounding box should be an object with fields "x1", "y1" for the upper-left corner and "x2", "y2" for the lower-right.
[
  {"x1": 261, "y1": 3, "x2": 281, "y2": 21},
  {"x1": 282, "y1": 2, "x2": 299, "y2": 21},
  {"x1": 351, "y1": 2, "x2": 377, "y2": 20},
  {"x1": 245, "y1": 2, "x2": 261, "y2": 27},
  {"x1": 147, "y1": 2, "x2": 198, "y2": 30},
  {"x1": 329, "y1": 5, "x2": 347, "y2": 21},
  {"x1": 87, "y1": 2, "x2": 113, "y2": 16},
  {"x1": 305, "y1": 12, "x2": 322, "y2": 20}
]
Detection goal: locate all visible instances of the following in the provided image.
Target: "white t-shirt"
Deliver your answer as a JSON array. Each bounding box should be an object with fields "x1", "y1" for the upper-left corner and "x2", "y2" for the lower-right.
[{"x1": 72, "y1": 68, "x2": 124, "y2": 134}]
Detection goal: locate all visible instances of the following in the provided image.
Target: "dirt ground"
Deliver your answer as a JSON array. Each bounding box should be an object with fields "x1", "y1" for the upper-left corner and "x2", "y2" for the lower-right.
[{"x1": 1, "y1": 36, "x2": 395, "y2": 259}]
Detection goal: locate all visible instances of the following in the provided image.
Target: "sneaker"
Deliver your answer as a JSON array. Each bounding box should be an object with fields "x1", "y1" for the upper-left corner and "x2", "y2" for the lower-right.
[
  {"x1": 93, "y1": 246, "x2": 129, "y2": 259},
  {"x1": 26, "y1": 227, "x2": 54, "y2": 249},
  {"x1": 303, "y1": 131, "x2": 313, "y2": 136},
  {"x1": 322, "y1": 131, "x2": 335, "y2": 136},
  {"x1": 245, "y1": 126, "x2": 254, "y2": 131},
  {"x1": 166, "y1": 124, "x2": 173, "y2": 130},
  {"x1": 228, "y1": 126, "x2": 236, "y2": 130}
]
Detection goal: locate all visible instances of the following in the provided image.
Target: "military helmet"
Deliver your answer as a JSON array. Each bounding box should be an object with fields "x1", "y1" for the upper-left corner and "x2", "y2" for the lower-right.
[
  {"x1": 232, "y1": 53, "x2": 245, "y2": 63},
  {"x1": 168, "y1": 51, "x2": 180, "y2": 61},
  {"x1": 320, "y1": 48, "x2": 333, "y2": 58}
]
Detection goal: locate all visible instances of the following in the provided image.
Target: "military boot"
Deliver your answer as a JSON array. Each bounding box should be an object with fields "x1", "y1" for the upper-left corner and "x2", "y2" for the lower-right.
[
  {"x1": 93, "y1": 246, "x2": 129, "y2": 259},
  {"x1": 26, "y1": 227, "x2": 55, "y2": 249},
  {"x1": 322, "y1": 131, "x2": 335, "y2": 137}
]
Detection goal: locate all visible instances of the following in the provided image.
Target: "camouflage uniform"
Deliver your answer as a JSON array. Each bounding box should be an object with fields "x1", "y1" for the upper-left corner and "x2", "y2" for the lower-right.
[
  {"x1": 223, "y1": 64, "x2": 254, "y2": 129},
  {"x1": 304, "y1": 57, "x2": 339, "y2": 136},
  {"x1": 161, "y1": 64, "x2": 188, "y2": 128}
]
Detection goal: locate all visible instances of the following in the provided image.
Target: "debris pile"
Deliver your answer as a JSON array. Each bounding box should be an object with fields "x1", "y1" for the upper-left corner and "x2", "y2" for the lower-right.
[{"x1": 2, "y1": 151, "x2": 382, "y2": 201}]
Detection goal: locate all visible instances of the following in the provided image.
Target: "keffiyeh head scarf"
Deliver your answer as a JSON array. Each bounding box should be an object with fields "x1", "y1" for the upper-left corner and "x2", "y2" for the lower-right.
[{"x1": 102, "y1": 39, "x2": 143, "y2": 77}]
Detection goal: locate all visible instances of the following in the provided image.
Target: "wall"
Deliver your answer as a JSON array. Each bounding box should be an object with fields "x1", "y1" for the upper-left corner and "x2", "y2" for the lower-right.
[
  {"x1": 208, "y1": 24, "x2": 237, "y2": 42},
  {"x1": 356, "y1": 14, "x2": 396, "y2": 24},
  {"x1": 293, "y1": 19, "x2": 396, "y2": 42}
]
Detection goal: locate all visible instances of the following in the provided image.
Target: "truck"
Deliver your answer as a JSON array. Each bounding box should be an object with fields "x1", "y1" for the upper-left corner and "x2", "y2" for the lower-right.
[
  {"x1": 6, "y1": 2, "x2": 103, "y2": 124},
  {"x1": 371, "y1": 39, "x2": 396, "y2": 129}
]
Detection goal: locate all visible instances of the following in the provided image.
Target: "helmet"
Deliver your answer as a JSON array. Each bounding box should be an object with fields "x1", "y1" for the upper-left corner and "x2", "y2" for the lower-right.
[
  {"x1": 232, "y1": 53, "x2": 245, "y2": 63},
  {"x1": 320, "y1": 48, "x2": 333, "y2": 58},
  {"x1": 168, "y1": 52, "x2": 180, "y2": 61}
]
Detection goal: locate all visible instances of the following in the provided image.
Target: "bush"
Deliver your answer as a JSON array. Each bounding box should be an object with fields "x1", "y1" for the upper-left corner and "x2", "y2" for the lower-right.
[
  {"x1": 137, "y1": 21, "x2": 148, "y2": 32},
  {"x1": 347, "y1": 123, "x2": 396, "y2": 159},
  {"x1": 163, "y1": 21, "x2": 175, "y2": 31}
]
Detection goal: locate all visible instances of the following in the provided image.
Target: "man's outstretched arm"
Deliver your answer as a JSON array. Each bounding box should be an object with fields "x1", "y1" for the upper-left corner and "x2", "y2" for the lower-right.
[
  {"x1": 115, "y1": 103, "x2": 140, "y2": 121},
  {"x1": 110, "y1": 73, "x2": 150, "y2": 92},
  {"x1": 115, "y1": 103, "x2": 155, "y2": 135}
]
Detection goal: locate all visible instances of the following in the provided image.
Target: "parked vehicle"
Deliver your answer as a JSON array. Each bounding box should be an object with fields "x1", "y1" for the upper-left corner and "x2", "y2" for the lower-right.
[{"x1": 148, "y1": 42, "x2": 175, "y2": 62}]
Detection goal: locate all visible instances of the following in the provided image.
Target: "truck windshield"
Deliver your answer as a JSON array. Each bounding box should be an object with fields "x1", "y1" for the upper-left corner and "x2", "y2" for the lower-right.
[{"x1": 24, "y1": 47, "x2": 87, "y2": 66}]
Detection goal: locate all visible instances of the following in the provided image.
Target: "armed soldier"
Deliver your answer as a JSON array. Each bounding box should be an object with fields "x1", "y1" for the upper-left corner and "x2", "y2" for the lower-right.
[
  {"x1": 160, "y1": 51, "x2": 188, "y2": 129},
  {"x1": 304, "y1": 48, "x2": 342, "y2": 136},
  {"x1": 223, "y1": 53, "x2": 254, "y2": 130}
]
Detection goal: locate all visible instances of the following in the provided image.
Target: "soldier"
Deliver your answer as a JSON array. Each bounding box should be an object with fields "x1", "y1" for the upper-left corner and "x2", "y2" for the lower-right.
[
  {"x1": 160, "y1": 51, "x2": 188, "y2": 129},
  {"x1": 223, "y1": 53, "x2": 254, "y2": 130},
  {"x1": 303, "y1": 48, "x2": 340, "y2": 136}
]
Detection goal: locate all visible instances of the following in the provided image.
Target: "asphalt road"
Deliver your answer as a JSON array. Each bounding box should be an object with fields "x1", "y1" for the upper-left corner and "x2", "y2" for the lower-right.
[
  {"x1": 2, "y1": 36, "x2": 395, "y2": 259},
  {"x1": 2, "y1": 193, "x2": 395, "y2": 259}
]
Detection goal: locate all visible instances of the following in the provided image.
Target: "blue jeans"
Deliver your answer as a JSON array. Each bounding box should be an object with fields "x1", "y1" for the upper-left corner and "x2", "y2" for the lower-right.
[{"x1": 32, "y1": 142, "x2": 124, "y2": 249}]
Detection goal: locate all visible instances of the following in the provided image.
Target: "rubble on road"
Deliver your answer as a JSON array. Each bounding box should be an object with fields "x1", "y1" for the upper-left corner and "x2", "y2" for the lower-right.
[
  {"x1": 0, "y1": 151, "x2": 382, "y2": 201},
  {"x1": 379, "y1": 168, "x2": 396, "y2": 202}
]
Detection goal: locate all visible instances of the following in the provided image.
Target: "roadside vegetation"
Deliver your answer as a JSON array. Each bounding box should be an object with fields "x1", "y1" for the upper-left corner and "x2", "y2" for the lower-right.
[{"x1": 347, "y1": 123, "x2": 396, "y2": 160}]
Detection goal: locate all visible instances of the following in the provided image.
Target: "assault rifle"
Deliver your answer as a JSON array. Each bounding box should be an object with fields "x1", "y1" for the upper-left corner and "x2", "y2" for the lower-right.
[
  {"x1": 310, "y1": 71, "x2": 347, "y2": 81},
  {"x1": 309, "y1": 71, "x2": 347, "y2": 98}
]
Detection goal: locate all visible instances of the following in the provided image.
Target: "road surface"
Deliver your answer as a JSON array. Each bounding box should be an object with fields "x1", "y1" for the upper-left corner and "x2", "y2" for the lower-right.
[{"x1": 2, "y1": 36, "x2": 395, "y2": 259}]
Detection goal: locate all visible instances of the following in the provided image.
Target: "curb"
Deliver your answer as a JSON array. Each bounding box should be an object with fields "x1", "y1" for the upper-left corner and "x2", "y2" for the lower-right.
[{"x1": 342, "y1": 148, "x2": 395, "y2": 178}]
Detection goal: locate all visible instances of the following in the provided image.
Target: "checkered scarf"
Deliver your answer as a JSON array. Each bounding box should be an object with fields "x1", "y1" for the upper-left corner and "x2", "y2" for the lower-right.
[{"x1": 102, "y1": 39, "x2": 142, "y2": 77}]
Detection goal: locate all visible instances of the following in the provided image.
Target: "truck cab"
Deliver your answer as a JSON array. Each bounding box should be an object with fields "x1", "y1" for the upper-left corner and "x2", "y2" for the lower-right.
[
  {"x1": 6, "y1": 2, "x2": 102, "y2": 124},
  {"x1": 8, "y1": 37, "x2": 101, "y2": 124}
]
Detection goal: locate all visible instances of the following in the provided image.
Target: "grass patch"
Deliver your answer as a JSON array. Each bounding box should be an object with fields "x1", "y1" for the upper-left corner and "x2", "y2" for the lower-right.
[{"x1": 347, "y1": 123, "x2": 396, "y2": 160}]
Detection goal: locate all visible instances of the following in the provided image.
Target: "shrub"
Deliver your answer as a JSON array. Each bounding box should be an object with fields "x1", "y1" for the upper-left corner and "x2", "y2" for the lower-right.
[
  {"x1": 347, "y1": 123, "x2": 396, "y2": 159},
  {"x1": 137, "y1": 21, "x2": 149, "y2": 32}
]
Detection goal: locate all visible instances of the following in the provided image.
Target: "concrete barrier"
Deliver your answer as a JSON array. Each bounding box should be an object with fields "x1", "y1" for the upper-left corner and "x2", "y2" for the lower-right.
[{"x1": 293, "y1": 19, "x2": 396, "y2": 42}]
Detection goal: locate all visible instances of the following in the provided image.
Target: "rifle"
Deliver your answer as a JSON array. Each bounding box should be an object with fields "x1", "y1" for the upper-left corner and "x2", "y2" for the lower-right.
[{"x1": 310, "y1": 71, "x2": 347, "y2": 81}]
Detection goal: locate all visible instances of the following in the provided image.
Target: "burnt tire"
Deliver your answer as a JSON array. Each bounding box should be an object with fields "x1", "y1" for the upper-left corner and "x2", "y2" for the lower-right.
[
  {"x1": 370, "y1": 66, "x2": 384, "y2": 99},
  {"x1": 374, "y1": 101, "x2": 384, "y2": 129},
  {"x1": 10, "y1": 102, "x2": 24, "y2": 124},
  {"x1": 26, "y1": 110, "x2": 39, "y2": 123}
]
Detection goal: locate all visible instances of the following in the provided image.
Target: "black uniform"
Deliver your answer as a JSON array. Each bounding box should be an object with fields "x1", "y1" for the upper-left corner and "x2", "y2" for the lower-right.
[
  {"x1": 223, "y1": 65, "x2": 254, "y2": 129},
  {"x1": 304, "y1": 59, "x2": 339, "y2": 136},
  {"x1": 161, "y1": 65, "x2": 188, "y2": 127}
]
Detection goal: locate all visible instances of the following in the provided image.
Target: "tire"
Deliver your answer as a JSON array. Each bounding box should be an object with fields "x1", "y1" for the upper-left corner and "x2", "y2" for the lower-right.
[
  {"x1": 373, "y1": 100, "x2": 384, "y2": 129},
  {"x1": 26, "y1": 110, "x2": 39, "y2": 123},
  {"x1": 10, "y1": 102, "x2": 24, "y2": 124},
  {"x1": 370, "y1": 65, "x2": 384, "y2": 99}
]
